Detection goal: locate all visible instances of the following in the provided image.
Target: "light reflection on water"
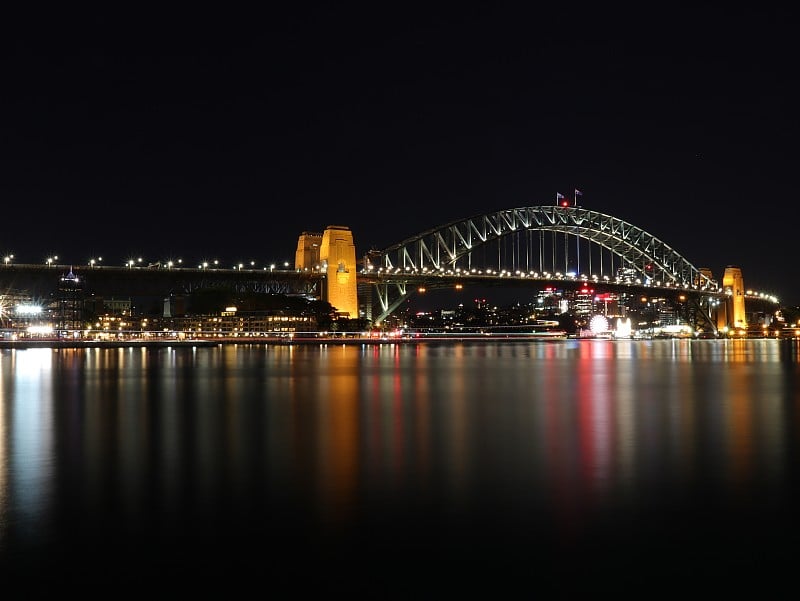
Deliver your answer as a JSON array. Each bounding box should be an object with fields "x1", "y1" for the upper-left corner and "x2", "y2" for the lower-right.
[{"x1": 1, "y1": 339, "x2": 800, "y2": 596}]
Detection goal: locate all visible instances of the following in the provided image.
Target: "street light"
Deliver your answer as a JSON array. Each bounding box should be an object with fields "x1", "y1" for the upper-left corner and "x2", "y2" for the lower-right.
[{"x1": 3, "y1": 254, "x2": 12, "y2": 265}]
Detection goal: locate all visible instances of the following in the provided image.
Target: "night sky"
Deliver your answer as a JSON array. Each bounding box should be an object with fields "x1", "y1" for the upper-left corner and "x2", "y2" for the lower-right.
[{"x1": 2, "y1": 7, "x2": 798, "y2": 303}]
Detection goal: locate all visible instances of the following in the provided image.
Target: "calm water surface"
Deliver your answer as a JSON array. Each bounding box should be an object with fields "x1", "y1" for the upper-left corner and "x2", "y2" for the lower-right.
[{"x1": 2, "y1": 339, "x2": 800, "y2": 598}]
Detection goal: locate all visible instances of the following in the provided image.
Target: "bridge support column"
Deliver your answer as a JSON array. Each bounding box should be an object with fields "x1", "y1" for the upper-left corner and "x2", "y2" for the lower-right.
[
  {"x1": 319, "y1": 225, "x2": 359, "y2": 319},
  {"x1": 295, "y1": 231, "x2": 323, "y2": 271},
  {"x1": 718, "y1": 265, "x2": 747, "y2": 331}
]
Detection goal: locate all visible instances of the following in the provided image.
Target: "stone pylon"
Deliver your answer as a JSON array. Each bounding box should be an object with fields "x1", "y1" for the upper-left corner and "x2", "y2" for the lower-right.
[
  {"x1": 718, "y1": 265, "x2": 747, "y2": 331},
  {"x1": 319, "y1": 225, "x2": 358, "y2": 319}
]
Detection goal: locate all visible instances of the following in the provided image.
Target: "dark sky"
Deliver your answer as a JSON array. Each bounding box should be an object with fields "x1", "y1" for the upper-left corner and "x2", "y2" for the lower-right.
[{"x1": 2, "y1": 6, "x2": 798, "y2": 303}]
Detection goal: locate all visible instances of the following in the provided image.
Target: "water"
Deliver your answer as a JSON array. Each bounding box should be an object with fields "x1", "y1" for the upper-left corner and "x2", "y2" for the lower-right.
[{"x1": 2, "y1": 339, "x2": 800, "y2": 598}]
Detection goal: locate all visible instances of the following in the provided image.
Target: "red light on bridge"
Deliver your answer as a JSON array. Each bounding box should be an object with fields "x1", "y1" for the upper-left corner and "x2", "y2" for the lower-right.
[{"x1": 560, "y1": 200, "x2": 569, "y2": 207}]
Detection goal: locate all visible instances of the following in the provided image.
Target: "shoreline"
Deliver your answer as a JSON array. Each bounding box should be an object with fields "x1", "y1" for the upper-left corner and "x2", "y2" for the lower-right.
[
  {"x1": 0, "y1": 335, "x2": 567, "y2": 349},
  {"x1": 0, "y1": 334, "x2": 794, "y2": 349}
]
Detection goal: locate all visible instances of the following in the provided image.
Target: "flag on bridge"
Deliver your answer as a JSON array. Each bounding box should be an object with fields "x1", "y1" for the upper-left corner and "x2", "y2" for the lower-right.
[
  {"x1": 556, "y1": 192, "x2": 567, "y2": 207},
  {"x1": 574, "y1": 189, "x2": 582, "y2": 206}
]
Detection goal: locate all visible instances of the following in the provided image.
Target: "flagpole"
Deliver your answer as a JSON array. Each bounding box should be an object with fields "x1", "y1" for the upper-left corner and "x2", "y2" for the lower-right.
[{"x1": 574, "y1": 189, "x2": 580, "y2": 274}]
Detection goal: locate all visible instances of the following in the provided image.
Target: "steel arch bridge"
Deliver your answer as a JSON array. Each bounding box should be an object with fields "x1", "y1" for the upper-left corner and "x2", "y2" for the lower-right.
[{"x1": 359, "y1": 205, "x2": 724, "y2": 325}]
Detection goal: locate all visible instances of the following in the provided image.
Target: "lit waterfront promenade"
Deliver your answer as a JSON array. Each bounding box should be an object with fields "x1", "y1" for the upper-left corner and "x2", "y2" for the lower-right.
[
  {"x1": 3, "y1": 328, "x2": 799, "y2": 349},
  {"x1": 0, "y1": 332, "x2": 567, "y2": 348}
]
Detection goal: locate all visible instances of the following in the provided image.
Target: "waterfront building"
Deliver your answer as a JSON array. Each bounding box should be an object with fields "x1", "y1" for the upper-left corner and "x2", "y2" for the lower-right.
[{"x1": 55, "y1": 267, "x2": 84, "y2": 335}]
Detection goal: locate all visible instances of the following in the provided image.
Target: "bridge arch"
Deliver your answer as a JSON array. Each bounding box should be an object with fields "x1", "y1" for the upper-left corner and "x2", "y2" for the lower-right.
[{"x1": 362, "y1": 206, "x2": 720, "y2": 324}]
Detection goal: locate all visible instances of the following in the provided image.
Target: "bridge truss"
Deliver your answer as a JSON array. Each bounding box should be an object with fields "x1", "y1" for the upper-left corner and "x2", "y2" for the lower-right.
[{"x1": 361, "y1": 206, "x2": 722, "y2": 325}]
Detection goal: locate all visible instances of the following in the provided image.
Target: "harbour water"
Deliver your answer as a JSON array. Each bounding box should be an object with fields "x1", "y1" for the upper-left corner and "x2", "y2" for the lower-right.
[{"x1": 1, "y1": 339, "x2": 799, "y2": 598}]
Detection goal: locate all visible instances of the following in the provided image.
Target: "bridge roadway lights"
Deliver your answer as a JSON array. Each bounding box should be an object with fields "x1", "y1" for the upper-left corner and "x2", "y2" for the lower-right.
[{"x1": 0, "y1": 264, "x2": 325, "y2": 299}]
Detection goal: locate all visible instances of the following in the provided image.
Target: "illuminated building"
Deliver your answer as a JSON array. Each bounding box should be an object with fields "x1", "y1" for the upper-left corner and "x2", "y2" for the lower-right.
[
  {"x1": 56, "y1": 267, "x2": 83, "y2": 335},
  {"x1": 574, "y1": 286, "x2": 594, "y2": 315},
  {"x1": 536, "y1": 287, "x2": 562, "y2": 313},
  {"x1": 595, "y1": 292, "x2": 620, "y2": 317}
]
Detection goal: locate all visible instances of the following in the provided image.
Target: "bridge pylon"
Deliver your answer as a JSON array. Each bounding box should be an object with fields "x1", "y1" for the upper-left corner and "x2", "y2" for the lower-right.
[
  {"x1": 320, "y1": 226, "x2": 359, "y2": 318},
  {"x1": 714, "y1": 266, "x2": 746, "y2": 331},
  {"x1": 294, "y1": 226, "x2": 360, "y2": 319}
]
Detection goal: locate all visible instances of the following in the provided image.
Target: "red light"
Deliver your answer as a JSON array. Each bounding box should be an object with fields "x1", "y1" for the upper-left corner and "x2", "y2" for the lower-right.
[{"x1": 561, "y1": 201, "x2": 569, "y2": 207}]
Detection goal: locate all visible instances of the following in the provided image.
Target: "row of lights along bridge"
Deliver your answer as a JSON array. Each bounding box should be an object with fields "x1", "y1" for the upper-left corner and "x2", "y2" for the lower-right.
[
  {"x1": 2, "y1": 253, "x2": 783, "y2": 305},
  {"x1": 3, "y1": 254, "x2": 297, "y2": 272}
]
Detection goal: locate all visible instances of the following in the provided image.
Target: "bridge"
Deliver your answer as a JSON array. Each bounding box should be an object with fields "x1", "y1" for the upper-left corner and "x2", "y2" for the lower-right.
[
  {"x1": 0, "y1": 205, "x2": 780, "y2": 334},
  {"x1": 299, "y1": 206, "x2": 774, "y2": 333}
]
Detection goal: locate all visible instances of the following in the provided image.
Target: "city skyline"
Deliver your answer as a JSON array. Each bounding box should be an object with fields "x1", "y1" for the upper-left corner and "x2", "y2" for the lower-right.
[
  {"x1": 0, "y1": 205, "x2": 788, "y2": 313},
  {"x1": 1, "y1": 8, "x2": 798, "y2": 594},
  {"x1": 2, "y1": 7, "x2": 797, "y2": 302}
]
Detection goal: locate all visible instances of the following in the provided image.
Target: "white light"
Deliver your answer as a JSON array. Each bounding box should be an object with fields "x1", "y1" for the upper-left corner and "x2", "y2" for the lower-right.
[
  {"x1": 16, "y1": 304, "x2": 43, "y2": 315},
  {"x1": 615, "y1": 317, "x2": 632, "y2": 338},
  {"x1": 28, "y1": 325, "x2": 53, "y2": 335},
  {"x1": 589, "y1": 315, "x2": 609, "y2": 334},
  {"x1": 662, "y1": 324, "x2": 693, "y2": 335}
]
